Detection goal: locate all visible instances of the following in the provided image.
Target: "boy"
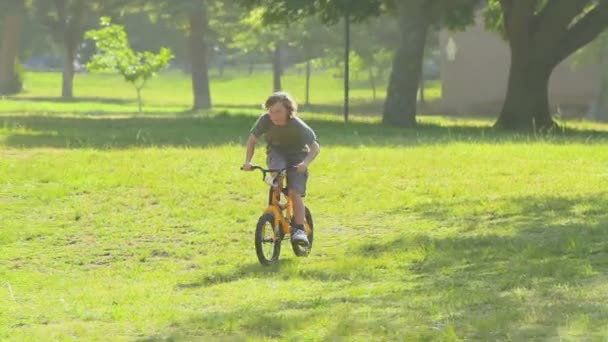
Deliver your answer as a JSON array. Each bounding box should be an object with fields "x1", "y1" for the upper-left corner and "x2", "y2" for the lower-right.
[{"x1": 242, "y1": 92, "x2": 320, "y2": 248}]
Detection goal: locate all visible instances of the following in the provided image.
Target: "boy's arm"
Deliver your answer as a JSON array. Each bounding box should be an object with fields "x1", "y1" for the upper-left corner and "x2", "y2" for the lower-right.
[
  {"x1": 243, "y1": 134, "x2": 257, "y2": 170},
  {"x1": 298, "y1": 141, "x2": 320, "y2": 171}
]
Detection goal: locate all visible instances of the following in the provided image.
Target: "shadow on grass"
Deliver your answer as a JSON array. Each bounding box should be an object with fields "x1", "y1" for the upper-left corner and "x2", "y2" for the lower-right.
[
  {"x1": 138, "y1": 308, "x2": 312, "y2": 341},
  {"x1": 156, "y1": 192, "x2": 608, "y2": 340},
  {"x1": 176, "y1": 259, "x2": 295, "y2": 288},
  {"x1": 2, "y1": 113, "x2": 608, "y2": 149},
  {"x1": 214, "y1": 100, "x2": 387, "y2": 116},
  {"x1": 353, "y1": 192, "x2": 608, "y2": 340}
]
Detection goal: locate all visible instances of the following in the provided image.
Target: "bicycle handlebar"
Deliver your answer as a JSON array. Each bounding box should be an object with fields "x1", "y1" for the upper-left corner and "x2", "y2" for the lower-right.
[
  {"x1": 240, "y1": 165, "x2": 293, "y2": 182},
  {"x1": 243, "y1": 165, "x2": 289, "y2": 172}
]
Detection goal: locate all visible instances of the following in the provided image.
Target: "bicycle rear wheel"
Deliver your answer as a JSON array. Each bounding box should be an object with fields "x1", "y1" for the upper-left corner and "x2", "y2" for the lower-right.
[
  {"x1": 292, "y1": 207, "x2": 314, "y2": 257},
  {"x1": 255, "y1": 213, "x2": 281, "y2": 265}
]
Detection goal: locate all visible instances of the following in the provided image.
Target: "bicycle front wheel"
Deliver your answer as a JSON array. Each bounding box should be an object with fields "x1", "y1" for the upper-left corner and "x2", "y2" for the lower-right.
[{"x1": 255, "y1": 213, "x2": 281, "y2": 265}]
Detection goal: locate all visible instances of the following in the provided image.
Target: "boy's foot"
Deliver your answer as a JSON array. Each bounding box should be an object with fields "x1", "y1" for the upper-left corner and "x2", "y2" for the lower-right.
[{"x1": 291, "y1": 225, "x2": 309, "y2": 248}]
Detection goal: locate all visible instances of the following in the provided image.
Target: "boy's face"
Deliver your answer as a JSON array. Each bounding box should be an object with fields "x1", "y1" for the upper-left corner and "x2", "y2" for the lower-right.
[{"x1": 268, "y1": 102, "x2": 289, "y2": 126}]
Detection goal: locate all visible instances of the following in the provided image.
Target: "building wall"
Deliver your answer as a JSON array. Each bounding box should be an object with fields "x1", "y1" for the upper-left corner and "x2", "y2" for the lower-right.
[{"x1": 440, "y1": 17, "x2": 600, "y2": 116}]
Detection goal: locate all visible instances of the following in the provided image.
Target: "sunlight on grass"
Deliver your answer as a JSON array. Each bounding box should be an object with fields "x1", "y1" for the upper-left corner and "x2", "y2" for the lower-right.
[
  {"x1": 1, "y1": 70, "x2": 442, "y2": 116},
  {"x1": 2, "y1": 71, "x2": 608, "y2": 340}
]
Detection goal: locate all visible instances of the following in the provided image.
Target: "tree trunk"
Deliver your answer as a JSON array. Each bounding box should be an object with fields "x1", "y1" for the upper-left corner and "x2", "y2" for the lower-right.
[
  {"x1": 272, "y1": 43, "x2": 282, "y2": 92},
  {"x1": 344, "y1": 14, "x2": 350, "y2": 123},
  {"x1": 494, "y1": 3, "x2": 556, "y2": 130},
  {"x1": 62, "y1": 37, "x2": 77, "y2": 99},
  {"x1": 0, "y1": 3, "x2": 23, "y2": 95},
  {"x1": 136, "y1": 87, "x2": 143, "y2": 113},
  {"x1": 495, "y1": 46, "x2": 555, "y2": 130},
  {"x1": 382, "y1": 1, "x2": 430, "y2": 127},
  {"x1": 495, "y1": 0, "x2": 608, "y2": 130},
  {"x1": 189, "y1": 5, "x2": 211, "y2": 110},
  {"x1": 305, "y1": 59, "x2": 311, "y2": 105},
  {"x1": 418, "y1": 78, "x2": 425, "y2": 104}
]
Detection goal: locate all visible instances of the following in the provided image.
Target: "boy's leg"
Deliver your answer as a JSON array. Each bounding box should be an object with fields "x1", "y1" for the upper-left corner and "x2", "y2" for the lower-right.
[
  {"x1": 286, "y1": 157, "x2": 309, "y2": 248},
  {"x1": 266, "y1": 149, "x2": 287, "y2": 183},
  {"x1": 286, "y1": 161, "x2": 308, "y2": 227},
  {"x1": 289, "y1": 190, "x2": 305, "y2": 226},
  {"x1": 289, "y1": 189, "x2": 308, "y2": 248}
]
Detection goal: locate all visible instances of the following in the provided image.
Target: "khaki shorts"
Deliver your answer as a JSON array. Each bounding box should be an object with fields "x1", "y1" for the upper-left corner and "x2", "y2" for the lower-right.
[{"x1": 267, "y1": 149, "x2": 309, "y2": 197}]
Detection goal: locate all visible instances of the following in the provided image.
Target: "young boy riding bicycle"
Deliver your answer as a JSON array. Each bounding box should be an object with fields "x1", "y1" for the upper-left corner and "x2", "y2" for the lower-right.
[{"x1": 242, "y1": 92, "x2": 320, "y2": 248}]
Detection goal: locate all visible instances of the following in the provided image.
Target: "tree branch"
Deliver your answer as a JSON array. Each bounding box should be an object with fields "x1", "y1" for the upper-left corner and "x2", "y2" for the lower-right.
[
  {"x1": 553, "y1": 1, "x2": 608, "y2": 65},
  {"x1": 535, "y1": 0, "x2": 589, "y2": 36}
]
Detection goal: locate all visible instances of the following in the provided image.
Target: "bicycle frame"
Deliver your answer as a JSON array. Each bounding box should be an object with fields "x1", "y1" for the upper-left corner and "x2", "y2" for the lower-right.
[
  {"x1": 265, "y1": 172, "x2": 294, "y2": 237},
  {"x1": 246, "y1": 166, "x2": 312, "y2": 237}
]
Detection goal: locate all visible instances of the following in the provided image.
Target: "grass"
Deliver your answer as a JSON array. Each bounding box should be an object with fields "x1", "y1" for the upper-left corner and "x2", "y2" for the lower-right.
[
  {"x1": 1, "y1": 69, "x2": 434, "y2": 116},
  {"x1": 1, "y1": 71, "x2": 608, "y2": 340}
]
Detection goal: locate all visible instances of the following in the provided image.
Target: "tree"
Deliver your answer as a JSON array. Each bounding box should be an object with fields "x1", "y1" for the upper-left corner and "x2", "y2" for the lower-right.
[
  {"x1": 137, "y1": 0, "x2": 250, "y2": 109},
  {"x1": 231, "y1": 7, "x2": 292, "y2": 92},
  {"x1": 85, "y1": 17, "x2": 174, "y2": 113},
  {"x1": 188, "y1": 1, "x2": 212, "y2": 109},
  {"x1": 344, "y1": 16, "x2": 398, "y2": 100},
  {"x1": 0, "y1": 0, "x2": 25, "y2": 95},
  {"x1": 238, "y1": 0, "x2": 384, "y2": 111},
  {"x1": 31, "y1": 0, "x2": 130, "y2": 99},
  {"x1": 238, "y1": 0, "x2": 479, "y2": 126},
  {"x1": 381, "y1": 1, "x2": 430, "y2": 126},
  {"x1": 382, "y1": 0, "x2": 479, "y2": 126},
  {"x1": 282, "y1": 17, "x2": 341, "y2": 105},
  {"x1": 142, "y1": 0, "x2": 217, "y2": 110},
  {"x1": 486, "y1": 0, "x2": 608, "y2": 130},
  {"x1": 32, "y1": 0, "x2": 90, "y2": 99}
]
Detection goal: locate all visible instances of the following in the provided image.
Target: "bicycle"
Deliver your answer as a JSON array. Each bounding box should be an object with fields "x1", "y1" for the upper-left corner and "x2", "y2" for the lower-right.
[{"x1": 242, "y1": 165, "x2": 314, "y2": 265}]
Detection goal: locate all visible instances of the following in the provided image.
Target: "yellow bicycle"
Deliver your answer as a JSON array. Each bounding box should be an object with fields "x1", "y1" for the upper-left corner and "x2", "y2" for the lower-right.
[{"x1": 243, "y1": 165, "x2": 314, "y2": 265}]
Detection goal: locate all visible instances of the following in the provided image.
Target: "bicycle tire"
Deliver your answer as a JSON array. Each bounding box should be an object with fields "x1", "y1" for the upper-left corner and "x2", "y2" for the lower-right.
[
  {"x1": 255, "y1": 213, "x2": 281, "y2": 265},
  {"x1": 292, "y1": 207, "x2": 314, "y2": 257}
]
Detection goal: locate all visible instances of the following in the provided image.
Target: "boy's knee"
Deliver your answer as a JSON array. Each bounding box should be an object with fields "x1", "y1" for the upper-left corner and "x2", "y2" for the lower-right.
[
  {"x1": 288, "y1": 187, "x2": 305, "y2": 198},
  {"x1": 289, "y1": 187, "x2": 302, "y2": 196}
]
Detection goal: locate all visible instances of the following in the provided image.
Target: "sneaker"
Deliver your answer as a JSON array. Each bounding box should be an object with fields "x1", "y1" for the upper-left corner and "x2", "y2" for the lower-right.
[{"x1": 291, "y1": 225, "x2": 309, "y2": 248}]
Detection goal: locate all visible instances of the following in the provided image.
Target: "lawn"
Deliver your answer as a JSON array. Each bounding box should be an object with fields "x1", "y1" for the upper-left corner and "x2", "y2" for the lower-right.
[
  {"x1": 1, "y1": 68, "x2": 430, "y2": 116},
  {"x1": 1, "y1": 71, "x2": 608, "y2": 341}
]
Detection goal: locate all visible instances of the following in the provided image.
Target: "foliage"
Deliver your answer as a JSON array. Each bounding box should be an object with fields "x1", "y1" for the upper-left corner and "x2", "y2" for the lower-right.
[{"x1": 85, "y1": 17, "x2": 174, "y2": 112}]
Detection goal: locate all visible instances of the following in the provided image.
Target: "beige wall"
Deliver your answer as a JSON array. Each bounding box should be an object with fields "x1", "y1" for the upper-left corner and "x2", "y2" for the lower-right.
[{"x1": 440, "y1": 17, "x2": 600, "y2": 116}]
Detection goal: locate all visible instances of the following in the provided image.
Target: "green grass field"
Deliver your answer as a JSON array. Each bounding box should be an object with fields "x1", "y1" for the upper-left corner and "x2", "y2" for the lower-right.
[
  {"x1": 2, "y1": 71, "x2": 608, "y2": 341},
  {"x1": 2, "y1": 69, "x2": 430, "y2": 116}
]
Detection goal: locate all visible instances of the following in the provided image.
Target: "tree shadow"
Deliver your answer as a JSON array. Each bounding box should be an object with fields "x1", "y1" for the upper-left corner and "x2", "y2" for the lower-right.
[
  {"x1": 142, "y1": 192, "x2": 608, "y2": 340},
  {"x1": 213, "y1": 100, "x2": 386, "y2": 116},
  {"x1": 175, "y1": 260, "x2": 295, "y2": 289},
  {"x1": 352, "y1": 192, "x2": 608, "y2": 340},
  {"x1": 2, "y1": 113, "x2": 608, "y2": 149},
  {"x1": 138, "y1": 307, "x2": 313, "y2": 341}
]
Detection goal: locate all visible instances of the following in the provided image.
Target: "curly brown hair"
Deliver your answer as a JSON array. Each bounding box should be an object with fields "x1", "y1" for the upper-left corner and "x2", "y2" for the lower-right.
[{"x1": 264, "y1": 92, "x2": 298, "y2": 117}]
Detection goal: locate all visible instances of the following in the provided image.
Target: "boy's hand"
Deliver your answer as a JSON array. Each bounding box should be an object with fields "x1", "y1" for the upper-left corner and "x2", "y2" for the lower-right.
[
  {"x1": 295, "y1": 162, "x2": 308, "y2": 173},
  {"x1": 241, "y1": 163, "x2": 253, "y2": 171}
]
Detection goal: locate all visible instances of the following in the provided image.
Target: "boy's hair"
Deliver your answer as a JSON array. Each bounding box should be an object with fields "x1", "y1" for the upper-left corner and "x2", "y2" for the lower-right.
[{"x1": 264, "y1": 92, "x2": 298, "y2": 117}]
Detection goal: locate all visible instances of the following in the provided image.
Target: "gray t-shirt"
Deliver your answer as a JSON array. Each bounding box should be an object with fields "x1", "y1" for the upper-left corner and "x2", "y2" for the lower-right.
[{"x1": 250, "y1": 113, "x2": 318, "y2": 155}]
